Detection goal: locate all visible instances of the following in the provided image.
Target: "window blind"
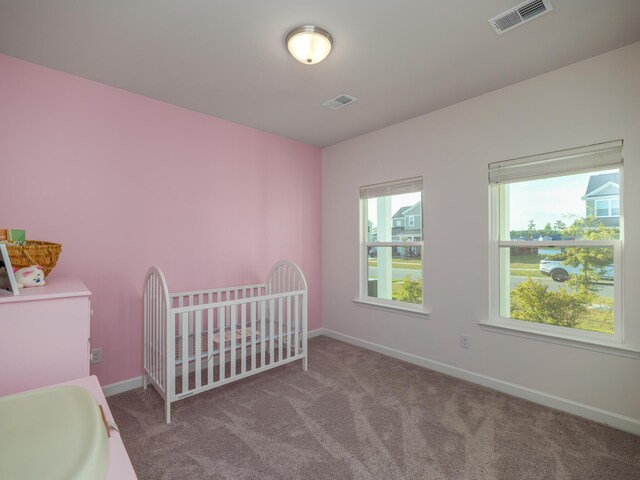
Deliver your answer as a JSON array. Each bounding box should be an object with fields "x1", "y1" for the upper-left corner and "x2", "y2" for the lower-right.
[
  {"x1": 489, "y1": 140, "x2": 623, "y2": 184},
  {"x1": 360, "y1": 176, "x2": 423, "y2": 199}
]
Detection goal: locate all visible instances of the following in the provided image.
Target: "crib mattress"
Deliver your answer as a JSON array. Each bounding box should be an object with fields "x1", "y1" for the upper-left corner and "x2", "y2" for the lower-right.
[{"x1": 175, "y1": 320, "x2": 296, "y2": 365}]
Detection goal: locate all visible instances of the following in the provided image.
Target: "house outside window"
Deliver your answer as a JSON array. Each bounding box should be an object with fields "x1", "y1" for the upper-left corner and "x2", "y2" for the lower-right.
[
  {"x1": 359, "y1": 177, "x2": 424, "y2": 310},
  {"x1": 487, "y1": 140, "x2": 625, "y2": 349},
  {"x1": 583, "y1": 172, "x2": 620, "y2": 225}
]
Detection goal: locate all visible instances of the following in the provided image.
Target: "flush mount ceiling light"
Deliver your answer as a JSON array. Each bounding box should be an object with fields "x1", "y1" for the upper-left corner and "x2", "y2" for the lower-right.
[{"x1": 285, "y1": 25, "x2": 333, "y2": 65}]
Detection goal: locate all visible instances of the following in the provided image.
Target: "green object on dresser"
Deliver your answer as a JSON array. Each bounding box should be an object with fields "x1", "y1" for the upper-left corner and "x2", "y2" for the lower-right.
[{"x1": 0, "y1": 229, "x2": 26, "y2": 243}]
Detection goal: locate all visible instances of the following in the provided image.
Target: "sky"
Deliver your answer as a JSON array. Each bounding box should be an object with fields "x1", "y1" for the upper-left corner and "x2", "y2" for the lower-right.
[{"x1": 508, "y1": 169, "x2": 617, "y2": 230}]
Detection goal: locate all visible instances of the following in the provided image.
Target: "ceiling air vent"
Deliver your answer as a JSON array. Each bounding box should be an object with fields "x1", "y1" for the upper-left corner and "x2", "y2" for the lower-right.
[
  {"x1": 322, "y1": 93, "x2": 357, "y2": 110},
  {"x1": 489, "y1": 0, "x2": 553, "y2": 34}
]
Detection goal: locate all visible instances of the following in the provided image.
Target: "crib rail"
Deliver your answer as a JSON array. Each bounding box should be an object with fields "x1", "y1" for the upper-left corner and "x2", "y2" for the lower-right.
[
  {"x1": 143, "y1": 267, "x2": 171, "y2": 399},
  {"x1": 170, "y1": 283, "x2": 265, "y2": 300},
  {"x1": 266, "y1": 260, "x2": 308, "y2": 373}
]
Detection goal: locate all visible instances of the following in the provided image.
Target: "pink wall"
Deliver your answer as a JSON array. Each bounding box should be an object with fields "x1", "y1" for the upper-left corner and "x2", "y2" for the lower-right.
[{"x1": 0, "y1": 54, "x2": 321, "y2": 386}]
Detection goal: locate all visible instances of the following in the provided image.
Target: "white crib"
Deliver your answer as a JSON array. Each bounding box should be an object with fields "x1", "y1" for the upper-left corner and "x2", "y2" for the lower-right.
[{"x1": 143, "y1": 260, "x2": 308, "y2": 423}]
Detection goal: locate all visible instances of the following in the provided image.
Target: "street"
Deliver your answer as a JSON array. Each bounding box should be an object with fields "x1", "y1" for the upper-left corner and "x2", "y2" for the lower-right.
[
  {"x1": 510, "y1": 275, "x2": 614, "y2": 298},
  {"x1": 367, "y1": 267, "x2": 613, "y2": 299},
  {"x1": 368, "y1": 266, "x2": 421, "y2": 281}
]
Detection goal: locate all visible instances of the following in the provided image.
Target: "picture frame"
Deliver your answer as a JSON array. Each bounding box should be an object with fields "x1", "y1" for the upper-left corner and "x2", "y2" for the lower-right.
[{"x1": 0, "y1": 243, "x2": 20, "y2": 296}]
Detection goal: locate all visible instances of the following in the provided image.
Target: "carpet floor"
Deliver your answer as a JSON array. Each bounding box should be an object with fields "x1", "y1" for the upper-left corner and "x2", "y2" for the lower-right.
[{"x1": 108, "y1": 336, "x2": 640, "y2": 480}]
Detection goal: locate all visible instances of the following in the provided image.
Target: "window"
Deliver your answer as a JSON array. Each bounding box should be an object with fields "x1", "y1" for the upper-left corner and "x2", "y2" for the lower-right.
[
  {"x1": 488, "y1": 141, "x2": 624, "y2": 346},
  {"x1": 408, "y1": 216, "x2": 415, "y2": 227},
  {"x1": 595, "y1": 198, "x2": 619, "y2": 217},
  {"x1": 359, "y1": 177, "x2": 423, "y2": 310}
]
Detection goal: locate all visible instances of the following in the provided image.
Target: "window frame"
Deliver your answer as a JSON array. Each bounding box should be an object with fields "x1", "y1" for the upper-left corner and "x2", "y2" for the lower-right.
[
  {"x1": 357, "y1": 177, "x2": 426, "y2": 314},
  {"x1": 594, "y1": 197, "x2": 620, "y2": 218},
  {"x1": 485, "y1": 141, "x2": 632, "y2": 353}
]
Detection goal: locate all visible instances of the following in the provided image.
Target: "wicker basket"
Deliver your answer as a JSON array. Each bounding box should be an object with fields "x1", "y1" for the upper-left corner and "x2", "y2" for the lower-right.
[{"x1": 5, "y1": 240, "x2": 62, "y2": 277}]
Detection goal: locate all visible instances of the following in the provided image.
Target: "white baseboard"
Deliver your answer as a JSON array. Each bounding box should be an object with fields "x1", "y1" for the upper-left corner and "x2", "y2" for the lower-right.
[
  {"x1": 320, "y1": 328, "x2": 640, "y2": 436},
  {"x1": 308, "y1": 327, "x2": 325, "y2": 338},
  {"x1": 103, "y1": 376, "x2": 144, "y2": 397}
]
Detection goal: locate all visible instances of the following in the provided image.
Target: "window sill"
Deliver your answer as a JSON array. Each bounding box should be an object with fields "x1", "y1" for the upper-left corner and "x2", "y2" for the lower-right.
[
  {"x1": 479, "y1": 320, "x2": 640, "y2": 359},
  {"x1": 353, "y1": 298, "x2": 430, "y2": 318}
]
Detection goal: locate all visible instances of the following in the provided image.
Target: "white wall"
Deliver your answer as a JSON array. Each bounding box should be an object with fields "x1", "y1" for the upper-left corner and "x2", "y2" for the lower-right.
[{"x1": 321, "y1": 42, "x2": 640, "y2": 429}]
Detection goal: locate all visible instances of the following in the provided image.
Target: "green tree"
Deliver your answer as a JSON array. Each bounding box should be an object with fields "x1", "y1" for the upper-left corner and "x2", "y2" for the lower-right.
[
  {"x1": 559, "y1": 216, "x2": 617, "y2": 295},
  {"x1": 554, "y1": 219, "x2": 566, "y2": 231},
  {"x1": 543, "y1": 222, "x2": 553, "y2": 236},
  {"x1": 527, "y1": 219, "x2": 536, "y2": 234},
  {"x1": 510, "y1": 279, "x2": 591, "y2": 329},
  {"x1": 394, "y1": 275, "x2": 422, "y2": 304}
]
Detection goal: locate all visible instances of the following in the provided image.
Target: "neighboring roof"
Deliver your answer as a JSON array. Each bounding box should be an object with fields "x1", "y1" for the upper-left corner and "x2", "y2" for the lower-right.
[
  {"x1": 392, "y1": 201, "x2": 421, "y2": 219},
  {"x1": 582, "y1": 172, "x2": 620, "y2": 200},
  {"x1": 403, "y1": 201, "x2": 422, "y2": 216},
  {"x1": 392, "y1": 206, "x2": 411, "y2": 219},
  {"x1": 583, "y1": 173, "x2": 619, "y2": 197}
]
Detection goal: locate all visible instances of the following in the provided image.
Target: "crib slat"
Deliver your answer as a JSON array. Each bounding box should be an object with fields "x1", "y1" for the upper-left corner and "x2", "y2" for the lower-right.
[
  {"x1": 181, "y1": 312, "x2": 188, "y2": 394},
  {"x1": 154, "y1": 275, "x2": 160, "y2": 386},
  {"x1": 241, "y1": 301, "x2": 247, "y2": 374},
  {"x1": 146, "y1": 276, "x2": 150, "y2": 381},
  {"x1": 146, "y1": 275, "x2": 151, "y2": 382},
  {"x1": 149, "y1": 275, "x2": 158, "y2": 379},
  {"x1": 294, "y1": 295, "x2": 299, "y2": 356},
  {"x1": 160, "y1": 282, "x2": 165, "y2": 390},
  {"x1": 219, "y1": 306, "x2": 225, "y2": 382},
  {"x1": 278, "y1": 266, "x2": 282, "y2": 291},
  {"x1": 287, "y1": 269, "x2": 291, "y2": 291},
  {"x1": 282, "y1": 266, "x2": 287, "y2": 292},
  {"x1": 302, "y1": 291, "x2": 308, "y2": 365},
  {"x1": 278, "y1": 297, "x2": 283, "y2": 362},
  {"x1": 269, "y1": 298, "x2": 275, "y2": 365},
  {"x1": 251, "y1": 302, "x2": 257, "y2": 371},
  {"x1": 286, "y1": 296, "x2": 291, "y2": 360},
  {"x1": 148, "y1": 276, "x2": 153, "y2": 382},
  {"x1": 158, "y1": 276, "x2": 163, "y2": 386},
  {"x1": 207, "y1": 306, "x2": 214, "y2": 385},
  {"x1": 189, "y1": 295, "x2": 195, "y2": 343},
  {"x1": 143, "y1": 278, "x2": 147, "y2": 381},
  {"x1": 167, "y1": 311, "x2": 176, "y2": 401},
  {"x1": 260, "y1": 300, "x2": 266, "y2": 368},
  {"x1": 148, "y1": 275, "x2": 153, "y2": 382},
  {"x1": 230, "y1": 304, "x2": 237, "y2": 378},
  {"x1": 194, "y1": 310, "x2": 202, "y2": 390}
]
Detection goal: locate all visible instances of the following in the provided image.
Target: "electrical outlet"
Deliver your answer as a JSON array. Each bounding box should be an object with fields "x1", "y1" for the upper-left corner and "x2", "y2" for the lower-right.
[
  {"x1": 90, "y1": 347, "x2": 103, "y2": 364},
  {"x1": 460, "y1": 335, "x2": 470, "y2": 349}
]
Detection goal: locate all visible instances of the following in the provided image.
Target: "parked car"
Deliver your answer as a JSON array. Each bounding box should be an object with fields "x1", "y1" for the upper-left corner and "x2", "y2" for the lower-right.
[{"x1": 539, "y1": 259, "x2": 614, "y2": 282}]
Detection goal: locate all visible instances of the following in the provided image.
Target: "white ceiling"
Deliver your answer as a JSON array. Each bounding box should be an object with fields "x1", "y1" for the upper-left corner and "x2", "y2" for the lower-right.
[{"x1": 1, "y1": 1, "x2": 639, "y2": 147}]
